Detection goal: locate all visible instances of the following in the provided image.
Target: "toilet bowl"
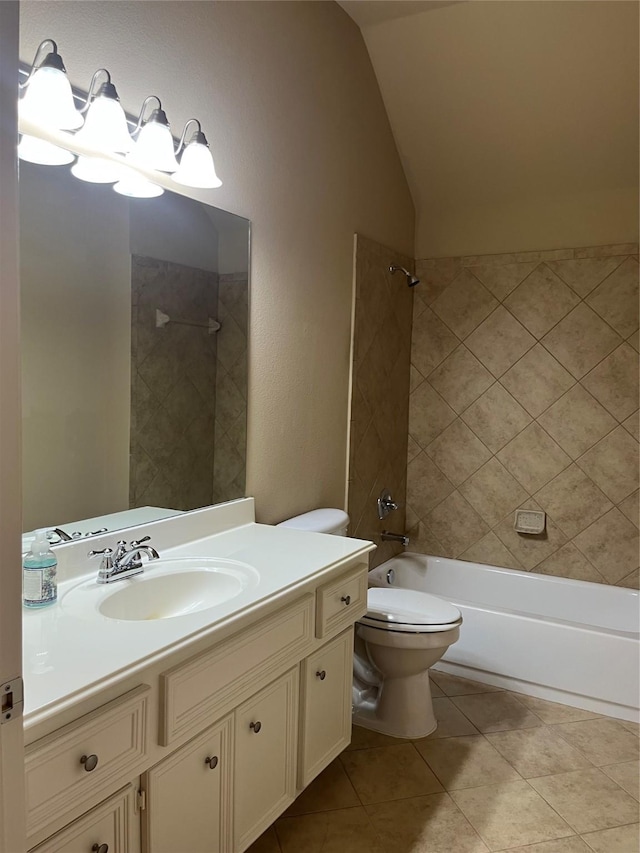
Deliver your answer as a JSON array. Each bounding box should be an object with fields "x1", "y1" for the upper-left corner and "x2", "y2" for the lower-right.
[
  {"x1": 353, "y1": 587, "x2": 461, "y2": 738},
  {"x1": 277, "y1": 509, "x2": 462, "y2": 740}
]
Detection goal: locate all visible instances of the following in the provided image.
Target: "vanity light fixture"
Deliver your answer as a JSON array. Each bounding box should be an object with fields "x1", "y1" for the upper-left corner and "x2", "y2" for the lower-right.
[
  {"x1": 173, "y1": 119, "x2": 222, "y2": 189},
  {"x1": 19, "y1": 40, "x2": 223, "y2": 195},
  {"x1": 73, "y1": 69, "x2": 133, "y2": 155},
  {"x1": 19, "y1": 39, "x2": 84, "y2": 130}
]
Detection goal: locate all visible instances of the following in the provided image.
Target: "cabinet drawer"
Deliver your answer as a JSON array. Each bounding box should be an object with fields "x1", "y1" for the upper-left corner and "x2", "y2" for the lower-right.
[
  {"x1": 160, "y1": 595, "x2": 314, "y2": 746},
  {"x1": 315, "y1": 565, "x2": 367, "y2": 638},
  {"x1": 299, "y1": 628, "x2": 353, "y2": 788},
  {"x1": 30, "y1": 785, "x2": 137, "y2": 853},
  {"x1": 25, "y1": 686, "x2": 150, "y2": 838}
]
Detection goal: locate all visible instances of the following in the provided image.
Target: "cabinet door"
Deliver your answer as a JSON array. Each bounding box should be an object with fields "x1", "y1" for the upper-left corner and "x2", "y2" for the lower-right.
[
  {"x1": 143, "y1": 715, "x2": 233, "y2": 853},
  {"x1": 299, "y1": 628, "x2": 353, "y2": 788},
  {"x1": 30, "y1": 785, "x2": 138, "y2": 853},
  {"x1": 234, "y1": 668, "x2": 299, "y2": 852}
]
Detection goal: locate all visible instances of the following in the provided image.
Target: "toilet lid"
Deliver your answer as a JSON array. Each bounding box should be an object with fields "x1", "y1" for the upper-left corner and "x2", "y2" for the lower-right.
[{"x1": 361, "y1": 587, "x2": 461, "y2": 631}]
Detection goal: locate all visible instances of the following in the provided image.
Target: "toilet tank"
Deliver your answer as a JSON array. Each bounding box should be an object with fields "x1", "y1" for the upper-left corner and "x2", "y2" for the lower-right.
[{"x1": 277, "y1": 508, "x2": 350, "y2": 536}]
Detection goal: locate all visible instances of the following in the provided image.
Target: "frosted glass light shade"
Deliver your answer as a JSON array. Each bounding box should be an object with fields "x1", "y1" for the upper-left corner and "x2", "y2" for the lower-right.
[
  {"x1": 74, "y1": 96, "x2": 132, "y2": 154},
  {"x1": 173, "y1": 141, "x2": 222, "y2": 189},
  {"x1": 19, "y1": 66, "x2": 84, "y2": 130},
  {"x1": 114, "y1": 172, "x2": 164, "y2": 198},
  {"x1": 71, "y1": 155, "x2": 126, "y2": 184},
  {"x1": 130, "y1": 121, "x2": 179, "y2": 172},
  {"x1": 18, "y1": 134, "x2": 75, "y2": 166}
]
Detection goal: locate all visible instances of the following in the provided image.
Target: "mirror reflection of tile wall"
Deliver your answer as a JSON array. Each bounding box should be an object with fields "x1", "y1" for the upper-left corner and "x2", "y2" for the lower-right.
[
  {"x1": 407, "y1": 243, "x2": 639, "y2": 588},
  {"x1": 130, "y1": 259, "x2": 248, "y2": 513},
  {"x1": 212, "y1": 272, "x2": 248, "y2": 505},
  {"x1": 130, "y1": 255, "x2": 220, "y2": 511}
]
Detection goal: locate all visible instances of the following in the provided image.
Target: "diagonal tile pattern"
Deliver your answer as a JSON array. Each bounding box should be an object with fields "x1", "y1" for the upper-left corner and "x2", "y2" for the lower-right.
[
  {"x1": 130, "y1": 256, "x2": 247, "y2": 511},
  {"x1": 405, "y1": 243, "x2": 638, "y2": 588},
  {"x1": 504, "y1": 264, "x2": 579, "y2": 339},
  {"x1": 252, "y1": 672, "x2": 640, "y2": 853}
]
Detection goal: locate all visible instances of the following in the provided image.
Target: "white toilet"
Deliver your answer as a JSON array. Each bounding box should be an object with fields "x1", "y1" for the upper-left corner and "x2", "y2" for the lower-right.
[{"x1": 277, "y1": 509, "x2": 462, "y2": 740}]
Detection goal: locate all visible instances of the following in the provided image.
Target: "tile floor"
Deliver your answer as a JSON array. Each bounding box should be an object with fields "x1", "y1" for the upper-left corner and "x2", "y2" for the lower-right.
[{"x1": 248, "y1": 671, "x2": 639, "y2": 853}]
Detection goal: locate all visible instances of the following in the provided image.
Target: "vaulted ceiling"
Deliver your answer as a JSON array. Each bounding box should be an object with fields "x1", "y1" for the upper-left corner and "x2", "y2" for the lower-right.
[{"x1": 338, "y1": 1, "x2": 639, "y2": 258}]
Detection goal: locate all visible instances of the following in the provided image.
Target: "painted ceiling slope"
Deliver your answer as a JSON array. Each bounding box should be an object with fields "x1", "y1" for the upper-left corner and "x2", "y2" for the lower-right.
[
  {"x1": 338, "y1": 1, "x2": 461, "y2": 28},
  {"x1": 341, "y1": 1, "x2": 639, "y2": 258}
]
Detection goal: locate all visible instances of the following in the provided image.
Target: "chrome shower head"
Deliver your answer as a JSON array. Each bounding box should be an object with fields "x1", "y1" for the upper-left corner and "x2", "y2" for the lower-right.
[{"x1": 389, "y1": 264, "x2": 420, "y2": 287}]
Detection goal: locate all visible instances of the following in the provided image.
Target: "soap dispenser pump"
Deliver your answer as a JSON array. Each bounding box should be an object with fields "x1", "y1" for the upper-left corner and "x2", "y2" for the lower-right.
[{"x1": 23, "y1": 529, "x2": 57, "y2": 608}]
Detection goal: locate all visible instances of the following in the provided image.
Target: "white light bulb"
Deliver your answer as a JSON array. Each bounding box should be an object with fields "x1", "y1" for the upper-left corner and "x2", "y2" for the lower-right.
[
  {"x1": 71, "y1": 155, "x2": 126, "y2": 184},
  {"x1": 74, "y1": 96, "x2": 132, "y2": 154},
  {"x1": 18, "y1": 134, "x2": 75, "y2": 166},
  {"x1": 172, "y1": 141, "x2": 222, "y2": 189},
  {"x1": 19, "y1": 65, "x2": 83, "y2": 130},
  {"x1": 114, "y1": 171, "x2": 164, "y2": 198},
  {"x1": 130, "y1": 121, "x2": 179, "y2": 173}
]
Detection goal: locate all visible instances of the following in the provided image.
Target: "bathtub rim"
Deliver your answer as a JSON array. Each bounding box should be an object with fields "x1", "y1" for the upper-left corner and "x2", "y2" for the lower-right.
[{"x1": 371, "y1": 552, "x2": 640, "y2": 724}]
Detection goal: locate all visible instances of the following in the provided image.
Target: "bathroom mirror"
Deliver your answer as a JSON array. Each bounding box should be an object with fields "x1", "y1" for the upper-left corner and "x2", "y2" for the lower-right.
[{"x1": 19, "y1": 160, "x2": 249, "y2": 538}]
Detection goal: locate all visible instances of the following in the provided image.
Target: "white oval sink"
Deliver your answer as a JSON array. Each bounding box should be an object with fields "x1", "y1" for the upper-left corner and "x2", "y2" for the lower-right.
[{"x1": 63, "y1": 557, "x2": 259, "y2": 622}]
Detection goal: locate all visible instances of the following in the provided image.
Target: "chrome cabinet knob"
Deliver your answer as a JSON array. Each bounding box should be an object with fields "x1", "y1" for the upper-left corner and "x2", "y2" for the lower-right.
[
  {"x1": 80, "y1": 754, "x2": 99, "y2": 772},
  {"x1": 91, "y1": 845, "x2": 108, "y2": 853},
  {"x1": 341, "y1": 595, "x2": 351, "y2": 606},
  {"x1": 205, "y1": 755, "x2": 219, "y2": 769},
  {"x1": 316, "y1": 670, "x2": 326, "y2": 680},
  {"x1": 249, "y1": 721, "x2": 262, "y2": 733}
]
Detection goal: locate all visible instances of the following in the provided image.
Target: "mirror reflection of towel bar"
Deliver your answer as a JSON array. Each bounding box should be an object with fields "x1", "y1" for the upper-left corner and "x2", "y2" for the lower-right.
[{"x1": 155, "y1": 308, "x2": 221, "y2": 334}]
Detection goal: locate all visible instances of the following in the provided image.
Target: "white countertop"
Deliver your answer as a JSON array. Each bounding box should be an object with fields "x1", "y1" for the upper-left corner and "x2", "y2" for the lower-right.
[{"x1": 22, "y1": 501, "x2": 374, "y2": 728}]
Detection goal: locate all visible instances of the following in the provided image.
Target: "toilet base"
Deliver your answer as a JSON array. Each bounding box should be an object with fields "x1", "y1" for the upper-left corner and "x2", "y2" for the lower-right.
[{"x1": 352, "y1": 669, "x2": 438, "y2": 739}]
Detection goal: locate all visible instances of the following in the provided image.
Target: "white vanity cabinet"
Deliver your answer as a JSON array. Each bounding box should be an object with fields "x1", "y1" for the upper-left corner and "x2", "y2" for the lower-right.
[
  {"x1": 142, "y1": 715, "x2": 233, "y2": 853},
  {"x1": 25, "y1": 551, "x2": 370, "y2": 853}
]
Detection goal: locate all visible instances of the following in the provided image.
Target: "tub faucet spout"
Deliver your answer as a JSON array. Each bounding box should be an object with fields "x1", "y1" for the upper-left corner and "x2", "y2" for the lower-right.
[{"x1": 381, "y1": 531, "x2": 409, "y2": 547}]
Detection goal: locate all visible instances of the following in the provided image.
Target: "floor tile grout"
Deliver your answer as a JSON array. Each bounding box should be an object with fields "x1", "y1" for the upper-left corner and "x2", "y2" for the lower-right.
[{"x1": 257, "y1": 672, "x2": 639, "y2": 853}]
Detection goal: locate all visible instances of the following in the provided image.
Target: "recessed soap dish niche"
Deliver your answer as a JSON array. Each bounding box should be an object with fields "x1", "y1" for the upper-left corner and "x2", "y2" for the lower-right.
[{"x1": 513, "y1": 509, "x2": 546, "y2": 535}]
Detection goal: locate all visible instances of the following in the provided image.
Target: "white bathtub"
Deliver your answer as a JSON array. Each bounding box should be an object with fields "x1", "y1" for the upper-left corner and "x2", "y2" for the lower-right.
[{"x1": 368, "y1": 553, "x2": 640, "y2": 722}]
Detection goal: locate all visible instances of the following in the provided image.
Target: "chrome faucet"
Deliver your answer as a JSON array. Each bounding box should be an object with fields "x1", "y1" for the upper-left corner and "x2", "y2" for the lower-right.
[
  {"x1": 377, "y1": 489, "x2": 399, "y2": 520},
  {"x1": 381, "y1": 531, "x2": 409, "y2": 547},
  {"x1": 89, "y1": 536, "x2": 160, "y2": 584}
]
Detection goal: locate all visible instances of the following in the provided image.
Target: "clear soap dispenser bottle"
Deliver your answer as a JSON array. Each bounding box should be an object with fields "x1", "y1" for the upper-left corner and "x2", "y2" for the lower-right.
[{"x1": 23, "y1": 529, "x2": 57, "y2": 608}]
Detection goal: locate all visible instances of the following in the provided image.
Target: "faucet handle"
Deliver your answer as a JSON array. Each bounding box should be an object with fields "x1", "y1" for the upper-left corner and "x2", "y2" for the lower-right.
[
  {"x1": 130, "y1": 535, "x2": 151, "y2": 548},
  {"x1": 88, "y1": 547, "x2": 114, "y2": 580},
  {"x1": 88, "y1": 547, "x2": 113, "y2": 559}
]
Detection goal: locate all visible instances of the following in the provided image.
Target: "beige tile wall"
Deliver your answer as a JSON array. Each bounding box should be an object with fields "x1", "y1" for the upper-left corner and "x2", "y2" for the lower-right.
[
  {"x1": 212, "y1": 273, "x2": 248, "y2": 505},
  {"x1": 130, "y1": 255, "x2": 220, "y2": 511},
  {"x1": 408, "y1": 244, "x2": 639, "y2": 587},
  {"x1": 348, "y1": 235, "x2": 414, "y2": 568}
]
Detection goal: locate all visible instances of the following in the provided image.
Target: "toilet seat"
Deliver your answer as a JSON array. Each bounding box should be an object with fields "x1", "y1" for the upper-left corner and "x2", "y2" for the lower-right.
[{"x1": 359, "y1": 587, "x2": 462, "y2": 634}]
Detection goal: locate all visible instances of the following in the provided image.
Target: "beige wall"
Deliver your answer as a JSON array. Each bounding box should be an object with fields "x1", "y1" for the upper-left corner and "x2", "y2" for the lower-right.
[
  {"x1": 361, "y1": 1, "x2": 639, "y2": 257},
  {"x1": 20, "y1": 1, "x2": 415, "y2": 525},
  {"x1": 408, "y1": 243, "x2": 639, "y2": 588}
]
